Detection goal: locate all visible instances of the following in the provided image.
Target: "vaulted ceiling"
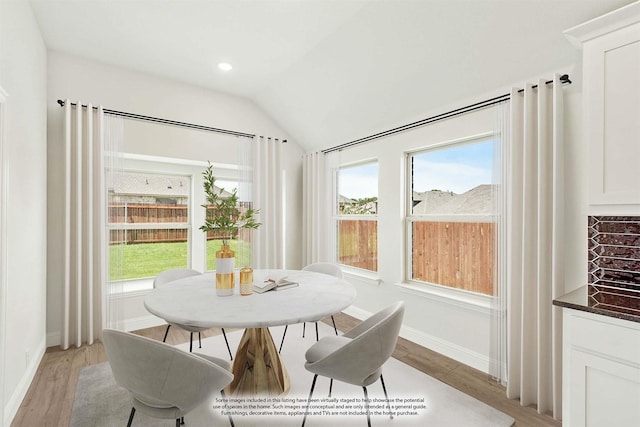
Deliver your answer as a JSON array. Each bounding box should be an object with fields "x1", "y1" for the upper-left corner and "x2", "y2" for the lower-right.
[{"x1": 30, "y1": 0, "x2": 633, "y2": 152}]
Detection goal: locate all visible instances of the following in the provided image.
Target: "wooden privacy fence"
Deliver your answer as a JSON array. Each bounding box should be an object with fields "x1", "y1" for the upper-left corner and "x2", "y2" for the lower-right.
[
  {"x1": 109, "y1": 203, "x2": 188, "y2": 223},
  {"x1": 412, "y1": 221, "x2": 495, "y2": 295},
  {"x1": 108, "y1": 203, "x2": 231, "y2": 244},
  {"x1": 109, "y1": 229, "x2": 237, "y2": 244},
  {"x1": 338, "y1": 219, "x2": 495, "y2": 296},
  {"x1": 338, "y1": 220, "x2": 378, "y2": 271},
  {"x1": 109, "y1": 228, "x2": 188, "y2": 244}
]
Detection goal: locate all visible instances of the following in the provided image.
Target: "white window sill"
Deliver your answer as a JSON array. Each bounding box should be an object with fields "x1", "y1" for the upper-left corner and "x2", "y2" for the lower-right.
[
  {"x1": 394, "y1": 281, "x2": 495, "y2": 314},
  {"x1": 342, "y1": 267, "x2": 382, "y2": 286},
  {"x1": 108, "y1": 278, "x2": 154, "y2": 298}
]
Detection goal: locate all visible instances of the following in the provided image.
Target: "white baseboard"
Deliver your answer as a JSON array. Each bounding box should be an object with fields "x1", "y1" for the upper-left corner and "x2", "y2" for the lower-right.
[
  {"x1": 46, "y1": 315, "x2": 167, "y2": 349},
  {"x1": 400, "y1": 323, "x2": 492, "y2": 373},
  {"x1": 110, "y1": 314, "x2": 166, "y2": 332},
  {"x1": 342, "y1": 305, "x2": 372, "y2": 322},
  {"x1": 46, "y1": 331, "x2": 61, "y2": 348},
  {"x1": 4, "y1": 336, "x2": 45, "y2": 426},
  {"x1": 343, "y1": 305, "x2": 493, "y2": 374}
]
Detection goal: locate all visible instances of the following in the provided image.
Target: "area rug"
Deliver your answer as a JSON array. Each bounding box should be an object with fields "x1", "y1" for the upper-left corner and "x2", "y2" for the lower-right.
[{"x1": 70, "y1": 323, "x2": 514, "y2": 426}]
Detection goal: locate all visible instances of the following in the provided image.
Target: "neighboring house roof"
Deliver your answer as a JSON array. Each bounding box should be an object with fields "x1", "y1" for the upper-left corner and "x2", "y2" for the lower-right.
[
  {"x1": 110, "y1": 172, "x2": 231, "y2": 198},
  {"x1": 412, "y1": 190, "x2": 457, "y2": 213},
  {"x1": 413, "y1": 185, "x2": 496, "y2": 215}
]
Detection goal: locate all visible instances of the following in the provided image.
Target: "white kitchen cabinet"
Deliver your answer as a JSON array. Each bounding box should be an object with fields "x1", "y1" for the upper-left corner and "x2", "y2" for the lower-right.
[
  {"x1": 565, "y1": 2, "x2": 640, "y2": 212},
  {"x1": 562, "y1": 309, "x2": 640, "y2": 427}
]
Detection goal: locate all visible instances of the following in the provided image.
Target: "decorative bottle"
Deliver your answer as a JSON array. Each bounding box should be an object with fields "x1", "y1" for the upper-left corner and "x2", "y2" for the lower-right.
[
  {"x1": 239, "y1": 266, "x2": 254, "y2": 296},
  {"x1": 215, "y1": 244, "x2": 235, "y2": 296}
]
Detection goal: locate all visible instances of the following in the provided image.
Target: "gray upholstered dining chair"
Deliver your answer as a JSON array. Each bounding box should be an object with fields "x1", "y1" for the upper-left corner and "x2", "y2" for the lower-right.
[
  {"x1": 301, "y1": 301, "x2": 405, "y2": 427},
  {"x1": 154, "y1": 268, "x2": 233, "y2": 359},
  {"x1": 278, "y1": 262, "x2": 343, "y2": 353},
  {"x1": 102, "y1": 329, "x2": 234, "y2": 427}
]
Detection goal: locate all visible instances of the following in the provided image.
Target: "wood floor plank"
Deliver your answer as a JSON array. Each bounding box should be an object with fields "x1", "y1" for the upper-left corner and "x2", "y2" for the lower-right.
[
  {"x1": 13, "y1": 347, "x2": 74, "y2": 426},
  {"x1": 11, "y1": 313, "x2": 561, "y2": 426}
]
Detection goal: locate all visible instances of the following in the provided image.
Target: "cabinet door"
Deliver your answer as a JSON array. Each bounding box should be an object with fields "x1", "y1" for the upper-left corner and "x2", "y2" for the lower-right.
[
  {"x1": 563, "y1": 310, "x2": 640, "y2": 427},
  {"x1": 568, "y1": 350, "x2": 640, "y2": 426},
  {"x1": 585, "y1": 22, "x2": 640, "y2": 206}
]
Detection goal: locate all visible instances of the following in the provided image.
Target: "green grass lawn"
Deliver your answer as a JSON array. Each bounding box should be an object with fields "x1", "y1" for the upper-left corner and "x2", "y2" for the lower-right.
[{"x1": 109, "y1": 240, "x2": 253, "y2": 281}]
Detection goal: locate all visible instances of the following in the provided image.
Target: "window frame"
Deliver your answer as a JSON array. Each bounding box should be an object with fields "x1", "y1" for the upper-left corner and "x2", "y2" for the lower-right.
[
  {"x1": 334, "y1": 159, "x2": 379, "y2": 275},
  {"x1": 403, "y1": 135, "x2": 498, "y2": 300},
  {"x1": 109, "y1": 155, "x2": 240, "y2": 292},
  {"x1": 107, "y1": 169, "x2": 192, "y2": 282}
]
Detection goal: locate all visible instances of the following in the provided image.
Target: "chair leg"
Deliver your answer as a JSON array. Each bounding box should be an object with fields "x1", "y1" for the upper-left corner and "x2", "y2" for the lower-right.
[
  {"x1": 301, "y1": 374, "x2": 318, "y2": 427},
  {"x1": 380, "y1": 374, "x2": 393, "y2": 419},
  {"x1": 315, "y1": 322, "x2": 319, "y2": 341},
  {"x1": 302, "y1": 322, "x2": 306, "y2": 338},
  {"x1": 126, "y1": 407, "x2": 136, "y2": 427},
  {"x1": 175, "y1": 418, "x2": 180, "y2": 427},
  {"x1": 198, "y1": 332, "x2": 202, "y2": 348},
  {"x1": 180, "y1": 416, "x2": 184, "y2": 425},
  {"x1": 331, "y1": 315, "x2": 338, "y2": 335},
  {"x1": 222, "y1": 328, "x2": 233, "y2": 360},
  {"x1": 279, "y1": 325, "x2": 288, "y2": 354},
  {"x1": 162, "y1": 324, "x2": 171, "y2": 342},
  {"x1": 221, "y1": 389, "x2": 235, "y2": 427},
  {"x1": 189, "y1": 332, "x2": 193, "y2": 352},
  {"x1": 362, "y1": 386, "x2": 371, "y2": 427}
]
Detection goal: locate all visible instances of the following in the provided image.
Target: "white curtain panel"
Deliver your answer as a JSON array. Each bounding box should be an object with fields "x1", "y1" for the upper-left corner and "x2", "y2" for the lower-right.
[
  {"x1": 62, "y1": 102, "x2": 122, "y2": 349},
  {"x1": 252, "y1": 136, "x2": 283, "y2": 269},
  {"x1": 236, "y1": 137, "x2": 254, "y2": 269},
  {"x1": 302, "y1": 152, "x2": 323, "y2": 265},
  {"x1": 505, "y1": 75, "x2": 565, "y2": 419},
  {"x1": 302, "y1": 150, "x2": 339, "y2": 266},
  {"x1": 103, "y1": 114, "x2": 125, "y2": 330},
  {"x1": 490, "y1": 101, "x2": 509, "y2": 385}
]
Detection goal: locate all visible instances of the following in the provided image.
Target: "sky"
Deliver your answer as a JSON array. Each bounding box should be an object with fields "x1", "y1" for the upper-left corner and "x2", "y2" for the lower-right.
[{"x1": 339, "y1": 140, "x2": 494, "y2": 199}]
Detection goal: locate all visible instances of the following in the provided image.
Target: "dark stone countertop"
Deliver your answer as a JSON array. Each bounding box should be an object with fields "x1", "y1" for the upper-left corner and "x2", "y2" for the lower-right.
[{"x1": 553, "y1": 285, "x2": 640, "y2": 324}]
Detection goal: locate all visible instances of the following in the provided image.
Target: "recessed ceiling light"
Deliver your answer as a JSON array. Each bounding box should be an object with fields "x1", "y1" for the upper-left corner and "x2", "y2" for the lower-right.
[{"x1": 218, "y1": 62, "x2": 233, "y2": 71}]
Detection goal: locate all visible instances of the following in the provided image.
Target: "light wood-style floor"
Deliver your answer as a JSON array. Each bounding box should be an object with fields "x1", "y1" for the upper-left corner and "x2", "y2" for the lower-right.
[{"x1": 11, "y1": 313, "x2": 561, "y2": 426}]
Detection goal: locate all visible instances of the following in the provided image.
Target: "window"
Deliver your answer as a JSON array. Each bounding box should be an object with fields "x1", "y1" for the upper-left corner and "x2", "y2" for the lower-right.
[
  {"x1": 407, "y1": 139, "x2": 496, "y2": 295},
  {"x1": 108, "y1": 171, "x2": 191, "y2": 281},
  {"x1": 336, "y1": 162, "x2": 378, "y2": 272}
]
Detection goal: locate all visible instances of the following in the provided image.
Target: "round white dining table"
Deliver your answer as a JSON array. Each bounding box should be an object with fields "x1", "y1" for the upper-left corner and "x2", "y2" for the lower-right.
[{"x1": 144, "y1": 269, "x2": 356, "y2": 396}]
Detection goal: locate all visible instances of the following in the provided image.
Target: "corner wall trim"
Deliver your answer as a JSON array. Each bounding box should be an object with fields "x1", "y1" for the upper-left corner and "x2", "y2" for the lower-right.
[{"x1": 0, "y1": 86, "x2": 9, "y2": 427}]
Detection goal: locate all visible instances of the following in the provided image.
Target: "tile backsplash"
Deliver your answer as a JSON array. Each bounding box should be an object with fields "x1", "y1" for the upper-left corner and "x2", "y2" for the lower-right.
[{"x1": 588, "y1": 216, "x2": 640, "y2": 291}]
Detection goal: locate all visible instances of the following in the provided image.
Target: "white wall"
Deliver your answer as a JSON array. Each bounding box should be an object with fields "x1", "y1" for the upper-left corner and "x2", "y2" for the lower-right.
[
  {"x1": 46, "y1": 52, "x2": 304, "y2": 345},
  {"x1": 0, "y1": 1, "x2": 48, "y2": 424}
]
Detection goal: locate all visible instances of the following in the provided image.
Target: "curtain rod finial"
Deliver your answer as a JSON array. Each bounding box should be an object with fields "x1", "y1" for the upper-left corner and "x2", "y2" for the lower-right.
[
  {"x1": 57, "y1": 99, "x2": 65, "y2": 107},
  {"x1": 560, "y1": 74, "x2": 571, "y2": 84}
]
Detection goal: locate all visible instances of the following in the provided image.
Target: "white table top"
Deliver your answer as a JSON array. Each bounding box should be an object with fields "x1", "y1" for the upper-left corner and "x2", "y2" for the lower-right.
[{"x1": 144, "y1": 269, "x2": 357, "y2": 329}]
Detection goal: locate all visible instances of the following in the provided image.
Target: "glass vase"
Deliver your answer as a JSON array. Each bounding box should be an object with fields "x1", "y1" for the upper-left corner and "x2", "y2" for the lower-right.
[{"x1": 216, "y1": 244, "x2": 235, "y2": 296}]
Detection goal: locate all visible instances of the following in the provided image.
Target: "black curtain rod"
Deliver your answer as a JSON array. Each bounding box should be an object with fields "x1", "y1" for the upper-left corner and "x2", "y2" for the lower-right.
[
  {"x1": 322, "y1": 74, "x2": 571, "y2": 154},
  {"x1": 57, "y1": 99, "x2": 256, "y2": 139}
]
